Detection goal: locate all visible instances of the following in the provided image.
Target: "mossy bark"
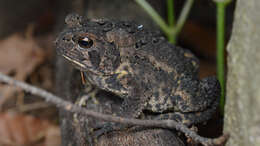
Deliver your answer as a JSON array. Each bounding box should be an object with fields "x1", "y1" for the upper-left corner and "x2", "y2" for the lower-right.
[{"x1": 224, "y1": 0, "x2": 260, "y2": 145}]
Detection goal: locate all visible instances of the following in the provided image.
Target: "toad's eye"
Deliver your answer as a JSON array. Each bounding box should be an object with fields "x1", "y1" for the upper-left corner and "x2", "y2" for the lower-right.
[{"x1": 78, "y1": 37, "x2": 93, "y2": 49}]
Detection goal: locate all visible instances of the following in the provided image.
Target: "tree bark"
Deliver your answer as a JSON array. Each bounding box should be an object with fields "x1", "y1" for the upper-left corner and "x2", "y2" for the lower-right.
[{"x1": 224, "y1": 0, "x2": 260, "y2": 146}]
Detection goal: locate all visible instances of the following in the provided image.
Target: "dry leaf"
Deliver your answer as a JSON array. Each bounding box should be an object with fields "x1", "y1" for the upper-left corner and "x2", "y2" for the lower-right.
[
  {"x1": 44, "y1": 126, "x2": 61, "y2": 146},
  {"x1": 0, "y1": 28, "x2": 45, "y2": 106},
  {"x1": 0, "y1": 112, "x2": 60, "y2": 146}
]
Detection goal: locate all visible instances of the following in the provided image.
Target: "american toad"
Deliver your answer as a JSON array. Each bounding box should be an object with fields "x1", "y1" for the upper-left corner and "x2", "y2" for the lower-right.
[{"x1": 55, "y1": 13, "x2": 220, "y2": 134}]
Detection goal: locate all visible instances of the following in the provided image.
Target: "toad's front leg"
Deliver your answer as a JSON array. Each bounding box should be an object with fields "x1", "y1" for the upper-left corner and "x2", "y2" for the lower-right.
[{"x1": 92, "y1": 79, "x2": 149, "y2": 138}]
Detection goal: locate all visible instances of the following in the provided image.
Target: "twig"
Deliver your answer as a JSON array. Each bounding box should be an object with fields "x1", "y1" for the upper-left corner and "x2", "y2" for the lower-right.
[
  {"x1": 9, "y1": 102, "x2": 51, "y2": 113},
  {"x1": 0, "y1": 72, "x2": 229, "y2": 146}
]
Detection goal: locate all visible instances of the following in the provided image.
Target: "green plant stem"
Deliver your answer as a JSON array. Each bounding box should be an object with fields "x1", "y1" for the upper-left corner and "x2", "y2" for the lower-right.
[
  {"x1": 167, "y1": 0, "x2": 175, "y2": 43},
  {"x1": 135, "y1": 0, "x2": 170, "y2": 35},
  {"x1": 216, "y1": 2, "x2": 226, "y2": 113},
  {"x1": 174, "y1": 0, "x2": 194, "y2": 38},
  {"x1": 167, "y1": 0, "x2": 175, "y2": 27},
  {"x1": 136, "y1": 0, "x2": 194, "y2": 45}
]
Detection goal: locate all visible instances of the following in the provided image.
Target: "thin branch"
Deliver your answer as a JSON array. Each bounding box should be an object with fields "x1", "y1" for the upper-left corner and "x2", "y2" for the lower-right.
[
  {"x1": 0, "y1": 72, "x2": 229, "y2": 146},
  {"x1": 10, "y1": 102, "x2": 51, "y2": 112}
]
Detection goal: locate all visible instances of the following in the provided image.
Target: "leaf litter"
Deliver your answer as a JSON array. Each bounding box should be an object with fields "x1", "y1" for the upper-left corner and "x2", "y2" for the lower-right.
[
  {"x1": 0, "y1": 26, "x2": 46, "y2": 107},
  {"x1": 0, "y1": 26, "x2": 59, "y2": 146}
]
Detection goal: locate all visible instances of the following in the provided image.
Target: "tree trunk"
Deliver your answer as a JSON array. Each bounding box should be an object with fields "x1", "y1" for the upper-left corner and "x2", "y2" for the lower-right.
[{"x1": 224, "y1": 0, "x2": 260, "y2": 146}]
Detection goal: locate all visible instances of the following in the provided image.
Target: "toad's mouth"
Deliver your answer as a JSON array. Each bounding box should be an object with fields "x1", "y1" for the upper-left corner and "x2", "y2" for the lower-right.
[
  {"x1": 62, "y1": 55, "x2": 86, "y2": 69},
  {"x1": 62, "y1": 54, "x2": 114, "y2": 76}
]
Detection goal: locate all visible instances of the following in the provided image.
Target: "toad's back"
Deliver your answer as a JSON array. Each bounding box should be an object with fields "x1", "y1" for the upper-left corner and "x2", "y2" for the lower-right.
[{"x1": 55, "y1": 13, "x2": 220, "y2": 126}]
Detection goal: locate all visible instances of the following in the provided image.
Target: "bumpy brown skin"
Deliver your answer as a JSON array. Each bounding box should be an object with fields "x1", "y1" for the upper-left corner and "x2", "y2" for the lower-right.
[{"x1": 56, "y1": 13, "x2": 220, "y2": 131}]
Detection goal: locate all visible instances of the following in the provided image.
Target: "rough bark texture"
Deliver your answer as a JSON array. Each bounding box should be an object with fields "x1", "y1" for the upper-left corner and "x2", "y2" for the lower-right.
[{"x1": 224, "y1": 0, "x2": 260, "y2": 145}]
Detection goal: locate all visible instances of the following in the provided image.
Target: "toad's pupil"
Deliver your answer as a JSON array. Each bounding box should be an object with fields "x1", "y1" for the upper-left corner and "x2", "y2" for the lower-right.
[{"x1": 78, "y1": 37, "x2": 93, "y2": 49}]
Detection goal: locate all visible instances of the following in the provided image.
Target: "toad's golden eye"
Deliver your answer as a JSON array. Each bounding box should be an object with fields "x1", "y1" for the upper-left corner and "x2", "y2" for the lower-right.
[{"x1": 78, "y1": 37, "x2": 93, "y2": 49}]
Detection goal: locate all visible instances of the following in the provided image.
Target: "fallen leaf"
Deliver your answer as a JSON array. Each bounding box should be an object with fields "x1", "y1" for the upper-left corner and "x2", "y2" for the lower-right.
[
  {"x1": 0, "y1": 28, "x2": 46, "y2": 106},
  {"x1": 0, "y1": 112, "x2": 60, "y2": 146},
  {"x1": 44, "y1": 126, "x2": 61, "y2": 146}
]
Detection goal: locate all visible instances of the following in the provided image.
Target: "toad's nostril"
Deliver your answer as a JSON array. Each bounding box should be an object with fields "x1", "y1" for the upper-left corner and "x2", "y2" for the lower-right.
[{"x1": 63, "y1": 35, "x2": 71, "y2": 41}]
